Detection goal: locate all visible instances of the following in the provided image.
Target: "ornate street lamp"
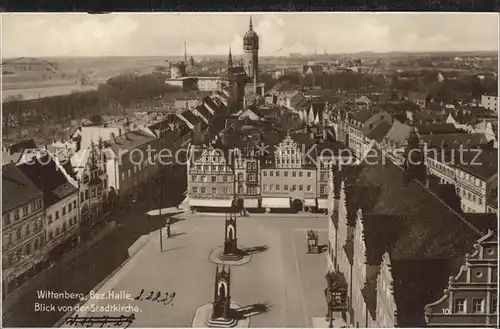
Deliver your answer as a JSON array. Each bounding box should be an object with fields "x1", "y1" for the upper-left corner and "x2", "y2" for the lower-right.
[{"x1": 325, "y1": 271, "x2": 348, "y2": 328}]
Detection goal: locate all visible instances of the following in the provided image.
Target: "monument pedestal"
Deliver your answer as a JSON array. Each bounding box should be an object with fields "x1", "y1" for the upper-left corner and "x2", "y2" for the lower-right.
[
  {"x1": 209, "y1": 247, "x2": 251, "y2": 266},
  {"x1": 205, "y1": 317, "x2": 238, "y2": 328},
  {"x1": 192, "y1": 303, "x2": 250, "y2": 328},
  {"x1": 219, "y1": 250, "x2": 243, "y2": 261}
]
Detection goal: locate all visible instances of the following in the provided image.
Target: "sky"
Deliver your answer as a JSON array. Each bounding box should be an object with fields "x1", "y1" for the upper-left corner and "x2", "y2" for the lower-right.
[{"x1": 2, "y1": 13, "x2": 499, "y2": 57}]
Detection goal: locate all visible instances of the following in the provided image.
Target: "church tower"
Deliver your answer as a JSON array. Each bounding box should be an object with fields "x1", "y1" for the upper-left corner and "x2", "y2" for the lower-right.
[
  {"x1": 403, "y1": 127, "x2": 427, "y2": 184},
  {"x1": 243, "y1": 17, "x2": 259, "y2": 81}
]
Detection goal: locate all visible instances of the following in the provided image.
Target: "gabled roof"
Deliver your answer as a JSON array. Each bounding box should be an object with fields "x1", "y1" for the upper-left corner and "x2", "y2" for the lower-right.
[
  {"x1": 347, "y1": 150, "x2": 483, "y2": 326},
  {"x1": 2, "y1": 151, "x2": 24, "y2": 166},
  {"x1": 366, "y1": 122, "x2": 392, "y2": 142},
  {"x1": 464, "y1": 213, "x2": 498, "y2": 234},
  {"x1": 203, "y1": 96, "x2": 221, "y2": 114},
  {"x1": 2, "y1": 163, "x2": 43, "y2": 212},
  {"x1": 351, "y1": 109, "x2": 376, "y2": 123},
  {"x1": 8, "y1": 138, "x2": 37, "y2": 154},
  {"x1": 303, "y1": 64, "x2": 323, "y2": 75},
  {"x1": 272, "y1": 82, "x2": 301, "y2": 93},
  {"x1": 384, "y1": 121, "x2": 412, "y2": 146},
  {"x1": 429, "y1": 148, "x2": 498, "y2": 181},
  {"x1": 408, "y1": 91, "x2": 427, "y2": 101},
  {"x1": 195, "y1": 104, "x2": 213, "y2": 121},
  {"x1": 355, "y1": 95, "x2": 371, "y2": 104},
  {"x1": 17, "y1": 154, "x2": 78, "y2": 207},
  {"x1": 227, "y1": 66, "x2": 247, "y2": 80},
  {"x1": 289, "y1": 93, "x2": 306, "y2": 109},
  {"x1": 309, "y1": 102, "x2": 325, "y2": 117},
  {"x1": 105, "y1": 131, "x2": 158, "y2": 155},
  {"x1": 421, "y1": 133, "x2": 489, "y2": 149},
  {"x1": 347, "y1": 155, "x2": 479, "y2": 248},
  {"x1": 180, "y1": 109, "x2": 203, "y2": 127},
  {"x1": 415, "y1": 123, "x2": 460, "y2": 135},
  {"x1": 414, "y1": 110, "x2": 439, "y2": 122}
]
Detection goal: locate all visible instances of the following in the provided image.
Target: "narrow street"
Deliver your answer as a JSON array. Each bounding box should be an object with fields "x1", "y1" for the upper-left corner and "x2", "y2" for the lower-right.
[{"x1": 2, "y1": 167, "x2": 186, "y2": 328}]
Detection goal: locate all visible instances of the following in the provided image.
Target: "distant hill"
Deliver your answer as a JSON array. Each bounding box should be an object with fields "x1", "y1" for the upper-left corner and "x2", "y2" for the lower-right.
[{"x1": 2, "y1": 57, "x2": 60, "y2": 74}]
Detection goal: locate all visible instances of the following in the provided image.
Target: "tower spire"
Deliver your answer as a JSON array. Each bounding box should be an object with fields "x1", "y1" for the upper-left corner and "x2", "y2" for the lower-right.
[
  {"x1": 228, "y1": 47, "x2": 233, "y2": 68},
  {"x1": 184, "y1": 41, "x2": 187, "y2": 64},
  {"x1": 249, "y1": 16, "x2": 253, "y2": 30}
]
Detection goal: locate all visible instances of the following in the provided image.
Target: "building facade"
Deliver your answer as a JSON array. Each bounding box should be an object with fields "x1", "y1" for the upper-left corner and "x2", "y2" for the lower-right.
[
  {"x1": 18, "y1": 154, "x2": 81, "y2": 260},
  {"x1": 481, "y1": 94, "x2": 498, "y2": 113},
  {"x1": 70, "y1": 143, "x2": 109, "y2": 239},
  {"x1": 427, "y1": 149, "x2": 498, "y2": 213},
  {"x1": 2, "y1": 164, "x2": 46, "y2": 296},
  {"x1": 347, "y1": 110, "x2": 392, "y2": 159},
  {"x1": 187, "y1": 145, "x2": 235, "y2": 209},
  {"x1": 425, "y1": 230, "x2": 498, "y2": 327},
  {"x1": 104, "y1": 131, "x2": 160, "y2": 203},
  {"x1": 326, "y1": 141, "x2": 487, "y2": 327}
]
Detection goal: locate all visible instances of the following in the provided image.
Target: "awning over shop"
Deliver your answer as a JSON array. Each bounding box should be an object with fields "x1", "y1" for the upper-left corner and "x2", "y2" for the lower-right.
[
  {"x1": 305, "y1": 199, "x2": 317, "y2": 207},
  {"x1": 262, "y1": 198, "x2": 290, "y2": 209},
  {"x1": 189, "y1": 199, "x2": 232, "y2": 207},
  {"x1": 318, "y1": 199, "x2": 329, "y2": 210},
  {"x1": 244, "y1": 199, "x2": 259, "y2": 208}
]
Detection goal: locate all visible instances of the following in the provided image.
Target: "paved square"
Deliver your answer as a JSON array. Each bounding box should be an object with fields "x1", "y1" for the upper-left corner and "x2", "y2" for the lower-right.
[{"x1": 71, "y1": 214, "x2": 329, "y2": 327}]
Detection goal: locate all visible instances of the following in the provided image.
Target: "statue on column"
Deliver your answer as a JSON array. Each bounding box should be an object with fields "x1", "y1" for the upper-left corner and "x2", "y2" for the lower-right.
[
  {"x1": 220, "y1": 213, "x2": 243, "y2": 261},
  {"x1": 211, "y1": 265, "x2": 231, "y2": 320}
]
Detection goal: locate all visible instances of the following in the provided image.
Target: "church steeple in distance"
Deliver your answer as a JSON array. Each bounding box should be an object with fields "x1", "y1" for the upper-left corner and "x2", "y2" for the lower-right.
[
  {"x1": 403, "y1": 127, "x2": 427, "y2": 184},
  {"x1": 228, "y1": 47, "x2": 233, "y2": 68},
  {"x1": 243, "y1": 16, "x2": 259, "y2": 80}
]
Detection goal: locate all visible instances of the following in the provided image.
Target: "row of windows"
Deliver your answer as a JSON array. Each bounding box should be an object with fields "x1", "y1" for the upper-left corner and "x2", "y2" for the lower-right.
[
  {"x1": 429, "y1": 159, "x2": 486, "y2": 188},
  {"x1": 3, "y1": 236, "x2": 44, "y2": 269},
  {"x1": 237, "y1": 173, "x2": 256, "y2": 182},
  {"x1": 275, "y1": 161, "x2": 303, "y2": 169},
  {"x1": 453, "y1": 297, "x2": 497, "y2": 314},
  {"x1": 120, "y1": 162, "x2": 155, "y2": 181},
  {"x1": 192, "y1": 186, "x2": 232, "y2": 194},
  {"x1": 235, "y1": 161, "x2": 257, "y2": 170},
  {"x1": 191, "y1": 164, "x2": 230, "y2": 172},
  {"x1": 276, "y1": 149, "x2": 301, "y2": 156},
  {"x1": 459, "y1": 187, "x2": 484, "y2": 206},
  {"x1": 80, "y1": 183, "x2": 105, "y2": 202},
  {"x1": 198, "y1": 155, "x2": 224, "y2": 163},
  {"x1": 47, "y1": 216, "x2": 78, "y2": 241},
  {"x1": 3, "y1": 218, "x2": 43, "y2": 247},
  {"x1": 48, "y1": 200, "x2": 78, "y2": 223},
  {"x1": 263, "y1": 170, "x2": 313, "y2": 178},
  {"x1": 3, "y1": 199, "x2": 43, "y2": 226},
  {"x1": 263, "y1": 184, "x2": 313, "y2": 192},
  {"x1": 237, "y1": 186, "x2": 258, "y2": 194},
  {"x1": 192, "y1": 175, "x2": 230, "y2": 183}
]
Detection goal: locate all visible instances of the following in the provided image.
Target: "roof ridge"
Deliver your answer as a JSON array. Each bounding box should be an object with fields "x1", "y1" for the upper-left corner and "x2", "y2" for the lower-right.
[
  {"x1": 2, "y1": 173, "x2": 28, "y2": 188},
  {"x1": 387, "y1": 156, "x2": 482, "y2": 236}
]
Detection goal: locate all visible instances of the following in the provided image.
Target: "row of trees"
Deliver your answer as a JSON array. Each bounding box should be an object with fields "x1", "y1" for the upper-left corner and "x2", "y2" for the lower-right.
[
  {"x1": 260, "y1": 67, "x2": 497, "y2": 103},
  {"x1": 269, "y1": 70, "x2": 388, "y2": 91},
  {"x1": 3, "y1": 73, "x2": 182, "y2": 124}
]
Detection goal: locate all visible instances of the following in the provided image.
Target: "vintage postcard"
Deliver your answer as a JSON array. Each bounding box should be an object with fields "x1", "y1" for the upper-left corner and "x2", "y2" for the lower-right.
[{"x1": 1, "y1": 12, "x2": 498, "y2": 328}]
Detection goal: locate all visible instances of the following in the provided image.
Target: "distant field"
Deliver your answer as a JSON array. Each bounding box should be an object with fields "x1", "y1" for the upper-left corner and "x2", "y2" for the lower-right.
[
  {"x1": 2, "y1": 84, "x2": 99, "y2": 101},
  {"x1": 2, "y1": 56, "x2": 175, "y2": 101}
]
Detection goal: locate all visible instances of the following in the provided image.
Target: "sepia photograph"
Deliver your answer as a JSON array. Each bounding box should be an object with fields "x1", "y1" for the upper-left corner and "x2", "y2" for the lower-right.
[{"x1": 1, "y1": 12, "x2": 499, "y2": 328}]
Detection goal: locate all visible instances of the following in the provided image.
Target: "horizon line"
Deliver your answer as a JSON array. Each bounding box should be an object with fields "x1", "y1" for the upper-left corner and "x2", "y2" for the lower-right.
[{"x1": 3, "y1": 49, "x2": 499, "y2": 60}]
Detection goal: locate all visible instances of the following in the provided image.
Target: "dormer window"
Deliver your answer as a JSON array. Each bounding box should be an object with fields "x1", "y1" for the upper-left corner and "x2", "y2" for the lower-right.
[{"x1": 454, "y1": 298, "x2": 466, "y2": 313}]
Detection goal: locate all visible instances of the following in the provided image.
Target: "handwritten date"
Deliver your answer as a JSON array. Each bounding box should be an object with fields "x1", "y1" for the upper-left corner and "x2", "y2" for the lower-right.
[{"x1": 134, "y1": 289, "x2": 176, "y2": 305}]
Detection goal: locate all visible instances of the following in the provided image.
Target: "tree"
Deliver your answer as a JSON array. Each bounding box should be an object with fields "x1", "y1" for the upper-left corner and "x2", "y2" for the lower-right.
[{"x1": 258, "y1": 72, "x2": 277, "y2": 91}]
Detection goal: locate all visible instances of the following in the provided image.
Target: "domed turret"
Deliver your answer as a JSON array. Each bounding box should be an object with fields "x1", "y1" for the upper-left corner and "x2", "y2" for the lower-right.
[
  {"x1": 242, "y1": 17, "x2": 259, "y2": 81},
  {"x1": 243, "y1": 17, "x2": 259, "y2": 51}
]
